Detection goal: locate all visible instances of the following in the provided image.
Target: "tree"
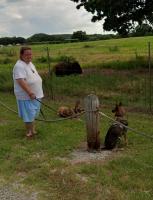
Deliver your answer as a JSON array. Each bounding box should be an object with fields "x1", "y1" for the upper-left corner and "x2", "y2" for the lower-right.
[
  {"x1": 71, "y1": 0, "x2": 153, "y2": 36},
  {"x1": 131, "y1": 23, "x2": 153, "y2": 36},
  {"x1": 72, "y1": 31, "x2": 88, "y2": 41},
  {"x1": 0, "y1": 37, "x2": 26, "y2": 45}
]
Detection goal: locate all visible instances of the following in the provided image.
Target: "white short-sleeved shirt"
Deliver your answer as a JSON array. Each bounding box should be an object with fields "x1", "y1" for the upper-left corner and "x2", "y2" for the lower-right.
[{"x1": 13, "y1": 60, "x2": 44, "y2": 100}]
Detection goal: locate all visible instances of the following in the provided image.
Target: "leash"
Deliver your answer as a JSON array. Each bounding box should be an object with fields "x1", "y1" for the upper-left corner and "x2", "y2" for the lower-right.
[
  {"x1": 36, "y1": 99, "x2": 57, "y2": 113},
  {"x1": 1, "y1": 98, "x2": 153, "y2": 138},
  {"x1": 0, "y1": 99, "x2": 85, "y2": 122},
  {"x1": 0, "y1": 99, "x2": 46, "y2": 120},
  {"x1": 36, "y1": 111, "x2": 85, "y2": 122},
  {"x1": 99, "y1": 111, "x2": 153, "y2": 140}
]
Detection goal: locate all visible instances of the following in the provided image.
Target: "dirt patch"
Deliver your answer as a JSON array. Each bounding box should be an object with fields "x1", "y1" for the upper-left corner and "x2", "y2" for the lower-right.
[
  {"x1": 57, "y1": 142, "x2": 122, "y2": 165},
  {"x1": 70, "y1": 149, "x2": 113, "y2": 164},
  {"x1": 0, "y1": 119, "x2": 10, "y2": 125}
]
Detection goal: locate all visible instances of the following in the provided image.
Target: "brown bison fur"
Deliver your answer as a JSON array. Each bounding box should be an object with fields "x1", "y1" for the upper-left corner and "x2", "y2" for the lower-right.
[
  {"x1": 55, "y1": 61, "x2": 82, "y2": 76},
  {"x1": 58, "y1": 100, "x2": 84, "y2": 118},
  {"x1": 103, "y1": 102, "x2": 128, "y2": 150}
]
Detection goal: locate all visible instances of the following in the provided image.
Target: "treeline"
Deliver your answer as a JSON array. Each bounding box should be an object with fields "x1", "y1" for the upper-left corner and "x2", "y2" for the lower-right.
[
  {"x1": 0, "y1": 37, "x2": 26, "y2": 45},
  {"x1": 0, "y1": 23, "x2": 153, "y2": 46},
  {"x1": 0, "y1": 33, "x2": 117, "y2": 45}
]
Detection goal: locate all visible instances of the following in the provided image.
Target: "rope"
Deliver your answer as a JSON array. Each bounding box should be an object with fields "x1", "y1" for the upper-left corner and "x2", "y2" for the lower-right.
[
  {"x1": 0, "y1": 100, "x2": 18, "y2": 114},
  {"x1": 99, "y1": 111, "x2": 153, "y2": 140},
  {"x1": 1, "y1": 98, "x2": 153, "y2": 138},
  {"x1": 0, "y1": 99, "x2": 85, "y2": 123},
  {"x1": 35, "y1": 98, "x2": 85, "y2": 122},
  {"x1": 36, "y1": 99, "x2": 57, "y2": 113},
  {"x1": 36, "y1": 111, "x2": 85, "y2": 122}
]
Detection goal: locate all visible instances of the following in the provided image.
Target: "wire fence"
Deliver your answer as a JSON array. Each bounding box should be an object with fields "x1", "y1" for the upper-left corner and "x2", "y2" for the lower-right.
[
  {"x1": 40, "y1": 42, "x2": 153, "y2": 114},
  {"x1": 0, "y1": 41, "x2": 153, "y2": 113}
]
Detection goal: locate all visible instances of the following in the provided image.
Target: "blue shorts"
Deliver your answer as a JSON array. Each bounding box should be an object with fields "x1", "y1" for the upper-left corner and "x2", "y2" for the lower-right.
[{"x1": 17, "y1": 99, "x2": 41, "y2": 122}]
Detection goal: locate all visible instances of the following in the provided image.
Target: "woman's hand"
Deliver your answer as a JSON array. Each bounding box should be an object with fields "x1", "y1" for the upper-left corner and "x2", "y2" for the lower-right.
[
  {"x1": 29, "y1": 93, "x2": 36, "y2": 100},
  {"x1": 16, "y1": 79, "x2": 36, "y2": 99}
]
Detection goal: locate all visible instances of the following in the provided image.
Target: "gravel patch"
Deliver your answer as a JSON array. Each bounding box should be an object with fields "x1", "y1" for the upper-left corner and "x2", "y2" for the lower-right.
[
  {"x1": 70, "y1": 149, "x2": 113, "y2": 164},
  {"x1": 56, "y1": 142, "x2": 115, "y2": 164},
  {"x1": 0, "y1": 185, "x2": 38, "y2": 200}
]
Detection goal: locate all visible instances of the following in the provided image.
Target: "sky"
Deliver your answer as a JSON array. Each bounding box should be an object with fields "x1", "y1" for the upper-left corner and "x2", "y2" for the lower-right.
[{"x1": 0, "y1": 0, "x2": 107, "y2": 38}]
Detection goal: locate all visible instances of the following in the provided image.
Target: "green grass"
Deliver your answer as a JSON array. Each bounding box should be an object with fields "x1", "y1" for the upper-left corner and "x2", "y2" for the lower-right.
[
  {"x1": 0, "y1": 35, "x2": 153, "y2": 70},
  {"x1": 42, "y1": 70, "x2": 149, "y2": 109},
  {"x1": 0, "y1": 65, "x2": 151, "y2": 109},
  {"x1": 0, "y1": 36, "x2": 153, "y2": 199},
  {"x1": 0, "y1": 92, "x2": 153, "y2": 199}
]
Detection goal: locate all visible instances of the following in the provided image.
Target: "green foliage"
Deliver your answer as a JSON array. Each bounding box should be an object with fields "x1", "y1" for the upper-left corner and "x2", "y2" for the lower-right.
[
  {"x1": 35, "y1": 55, "x2": 77, "y2": 64},
  {"x1": 131, "y1": 23, "x2": 153, "y2": 37},
  {"x1": 72, "y1": 31, "x2": 88, "y2": 41},
  {"x1": 27, "y1": 33, "x2": 67, "y2": 43},
  {"x1": 83, "y1": 44, "x2": 93, "y2": 48},
  {"x1": 0, "y1": 58, "x2": 12, "y2": 64},
  {"x1": 36, "y1": 56, "x2": 48, "y2": 63},
  {"x1": 0, "y1": 37, "x2": 26, "y2": 45},
  {"x1": 108, "y1": 45, "x2": 119, "y2": 52},
  {"x1": 0, "y1": 71, "x2": 13, "y2": 92},
  {"x1": 71, "y1": 0, "x2": 153, "y2": 36},
  {"x1": 58, "y1": 55, "x2": 77, "y2": 63}
]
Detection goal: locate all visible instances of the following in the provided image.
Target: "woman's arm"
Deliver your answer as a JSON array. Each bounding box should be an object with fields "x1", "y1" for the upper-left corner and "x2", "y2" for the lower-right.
[{"x1": 16, "y1": 78, "x2": 36, "y2": 99}]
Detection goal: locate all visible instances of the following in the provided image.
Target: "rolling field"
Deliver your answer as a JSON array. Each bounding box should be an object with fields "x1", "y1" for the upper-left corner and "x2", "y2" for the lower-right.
[
  {"x1": 0, "y1": 35, "x2": 153, "y2": 108},
  {"x1": 0, "y1": 35, "x2": 153, "y2": 70}
]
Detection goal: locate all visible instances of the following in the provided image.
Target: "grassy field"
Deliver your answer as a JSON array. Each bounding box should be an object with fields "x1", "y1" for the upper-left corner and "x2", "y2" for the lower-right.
[
  {"x1": 0, "y1": 35, "x2": 153, "y2": 100},
  {"x1": 0, "y1": 92, "x2": 153, "y2": 199},
  {"x1": 0, "y1": 35, "x2": 153, "y2": 70},
  {"x1": 0, "y1": 36, "x2": 153, "y2": 109},
  {"x1": 0, "y1": 36, "x2": 153, "y2": 199}
]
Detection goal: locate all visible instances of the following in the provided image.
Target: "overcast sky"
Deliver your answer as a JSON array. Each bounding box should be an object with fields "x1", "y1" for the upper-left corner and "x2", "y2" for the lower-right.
[{"x1": 0, "y1": 0, "x2": 108, "y2": 38}]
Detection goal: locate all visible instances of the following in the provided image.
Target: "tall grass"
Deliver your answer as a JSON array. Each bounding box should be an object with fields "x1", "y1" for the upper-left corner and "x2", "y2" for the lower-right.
[
  {"x1": 42, "y1": 70, "x2": 148, "y2": 108},
  {"x1": 0, "y1": 70, "x2": 13, "y2": 92}
]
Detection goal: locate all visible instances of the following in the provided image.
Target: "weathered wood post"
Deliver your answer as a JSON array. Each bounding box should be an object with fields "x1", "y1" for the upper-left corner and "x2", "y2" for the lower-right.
[{"x1": 84, "y1": 94, "x2": 100, "y2": 151}]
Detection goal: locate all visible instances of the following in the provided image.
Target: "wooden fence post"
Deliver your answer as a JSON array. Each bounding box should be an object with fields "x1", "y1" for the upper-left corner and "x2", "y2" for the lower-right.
[{"x1": 84, "y1": 94, "x2": 100, "y2": 151}]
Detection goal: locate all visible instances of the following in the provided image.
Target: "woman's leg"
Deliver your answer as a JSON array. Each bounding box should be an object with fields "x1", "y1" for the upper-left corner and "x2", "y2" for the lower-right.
[
  {"x1": 25, "y1": 122, "x2": 34, "y2": 137},
  {"x1": 32, "y1": 121, "x2": 37, "y2": 134}
]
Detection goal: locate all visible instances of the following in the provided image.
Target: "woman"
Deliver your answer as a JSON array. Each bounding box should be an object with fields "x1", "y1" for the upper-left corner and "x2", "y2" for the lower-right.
[{"x1": 13, "y1": 46, "x2": 44, "y2": 138}]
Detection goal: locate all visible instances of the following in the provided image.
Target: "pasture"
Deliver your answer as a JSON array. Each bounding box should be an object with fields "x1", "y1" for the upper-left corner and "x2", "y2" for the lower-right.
[
  {"x1": 0, "y1": 36, "x2": 153, "y2": 199},
  {"x1": 0, "y1": 35, "x2": 153, "y2": 108}
]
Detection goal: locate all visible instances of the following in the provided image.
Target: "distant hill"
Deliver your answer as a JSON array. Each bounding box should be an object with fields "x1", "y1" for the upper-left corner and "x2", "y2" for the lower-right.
[
  {"x1": 0, "y1": 33, "x2": 117, "y2": 45},
  {"x1": 27, "y1": 33, "x2": 72, "y2": 43}
]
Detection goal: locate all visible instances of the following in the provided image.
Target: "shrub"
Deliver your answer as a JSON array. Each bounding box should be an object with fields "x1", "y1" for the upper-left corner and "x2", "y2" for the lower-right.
[
  {"x1": 108, "y1": 45, "x2": 119, "y2": 52},
  {"x1": 58, "y1": 55, "x2": 77, "y2": 63},
  {"x1": 0, "y1": 58, "x2": 12, "y2": 64}
]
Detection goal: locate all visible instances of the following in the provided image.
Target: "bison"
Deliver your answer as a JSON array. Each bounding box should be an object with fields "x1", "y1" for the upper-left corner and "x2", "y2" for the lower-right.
[{"x1": 54, "y1": 61, "x2": 82, "y2": 76}]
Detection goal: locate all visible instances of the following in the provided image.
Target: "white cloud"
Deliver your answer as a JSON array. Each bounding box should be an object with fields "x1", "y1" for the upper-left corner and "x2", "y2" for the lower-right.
[{"x1": 0, "y1": 0, "x2": 105, "y2": 37}]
